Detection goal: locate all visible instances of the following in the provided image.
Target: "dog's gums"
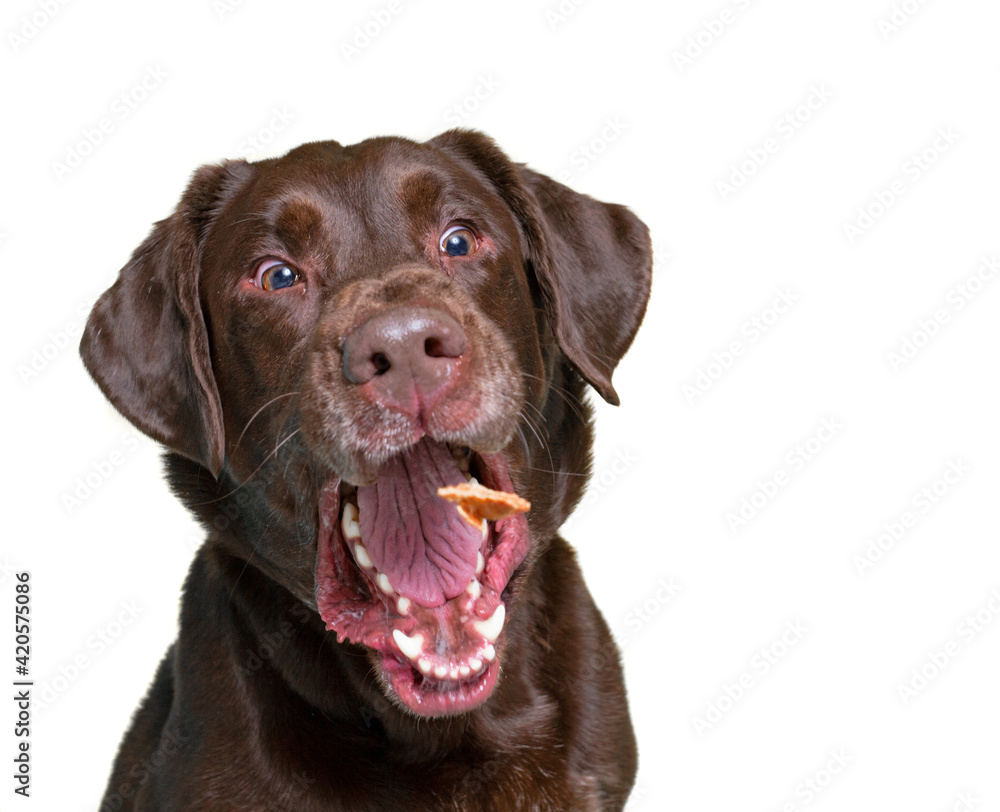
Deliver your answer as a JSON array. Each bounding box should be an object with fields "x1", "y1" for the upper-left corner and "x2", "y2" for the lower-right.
[{"x1": 316, "y1": 438, "x2": 529, "y2": 716}]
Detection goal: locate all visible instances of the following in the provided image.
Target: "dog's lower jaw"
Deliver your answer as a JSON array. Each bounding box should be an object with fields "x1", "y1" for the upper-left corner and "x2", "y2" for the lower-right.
[{"x1": 314, "y1": 440, "x2": 531, "y2": 717}]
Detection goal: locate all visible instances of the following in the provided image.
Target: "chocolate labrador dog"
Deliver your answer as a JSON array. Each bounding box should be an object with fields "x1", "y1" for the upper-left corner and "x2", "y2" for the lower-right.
[{"x1": 81, "y1": 129, "x2": 651, "y2": 811}]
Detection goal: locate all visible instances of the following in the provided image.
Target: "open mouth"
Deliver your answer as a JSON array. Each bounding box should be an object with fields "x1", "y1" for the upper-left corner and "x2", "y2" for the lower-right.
[{"x1": 314, "y1": 437, "x2": 530, "y2": 717}]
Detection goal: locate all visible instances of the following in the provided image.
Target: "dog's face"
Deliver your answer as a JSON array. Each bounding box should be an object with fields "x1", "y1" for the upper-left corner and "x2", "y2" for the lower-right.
[{"x1": 81, "y1": 131, "x2": 651, "y2": 718}]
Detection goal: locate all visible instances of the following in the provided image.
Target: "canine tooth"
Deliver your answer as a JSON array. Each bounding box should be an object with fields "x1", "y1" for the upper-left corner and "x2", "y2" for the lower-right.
[
  {"x1": 468, "y1": 657, "x2": 482, "y2": 672},
  {"x1": 466, "y1": 579, "x2": 481, "y2": 600},
  {"x1": 392, "y1": 629, "x2": 424, "y2": 660},
  {"x1": 417, "y1": 658, "x2": 432, "y2": 674},
  {"x1": 434, "y1": 665, "x2": 448, "y2": 679},
  {"x1": 480, "y1": 519, "x2": 488, "y2": 541},
  {"x1": 354, "y1": 543, "x2": 372, "y2": 568},
  {"x1": 342, "y1": 502, "x2": 361, "y2": 539},
  {"x1": 467, "y1": 475, "x2": 478, "y2": 486},
  {"x1": 476, "y1": 552, "x2": 485, "y2": 576},
  {"x1": 396, "y1": 597, "x2": 411, "y2": 616},
  {"x1": 473, "y1": 604, "x2": 504, "y2": 643},
  {"x1": 482, "y1": 644, "x2": 496, "y2": 662},
  {"x1": 377, "y1": 573, "x2": 393, "y2": 594}
]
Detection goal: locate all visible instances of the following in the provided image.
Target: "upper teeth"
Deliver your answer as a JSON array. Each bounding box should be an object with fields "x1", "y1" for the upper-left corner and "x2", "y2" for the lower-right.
[
  {"x1": 377, "y1": 573, "x2": 393, "y2": 594},
  {"x1": 473, "y1": 604, "x2": 505, "y2": 643},
  {"x1": 342, "y1": 501, "x2": 361, "y2": 539},
  {"x1": 354, "y1": 543, "x2": 372, "y2": 569}
]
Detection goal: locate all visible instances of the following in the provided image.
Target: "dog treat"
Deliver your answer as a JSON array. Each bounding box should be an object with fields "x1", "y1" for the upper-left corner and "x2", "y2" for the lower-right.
[{"x1": 437, "y1": 482, "x2": 531, "y2": 527}]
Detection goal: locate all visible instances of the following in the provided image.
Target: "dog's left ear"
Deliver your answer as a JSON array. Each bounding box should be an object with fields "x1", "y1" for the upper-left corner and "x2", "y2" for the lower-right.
[
  {"x1": 429, "y1": 130, "x2": 652, "y2": 405},
  {"x1": 79, "y1": 160, "x2": 253, "y2": 477}
]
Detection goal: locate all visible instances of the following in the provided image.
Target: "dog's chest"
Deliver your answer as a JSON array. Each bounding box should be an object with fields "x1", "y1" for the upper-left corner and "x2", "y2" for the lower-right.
[{"x1": 188, "y1": 748, "x2": 601, "y2": 812}]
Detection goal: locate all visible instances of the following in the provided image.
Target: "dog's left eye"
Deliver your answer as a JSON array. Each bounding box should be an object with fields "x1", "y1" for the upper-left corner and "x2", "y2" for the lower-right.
[
  {"x1": 439, "y1": 226, "x2": 478, "y2": 257},
  {"x1": 254, "y1": 260, "x2": 301, "y2": 291}
]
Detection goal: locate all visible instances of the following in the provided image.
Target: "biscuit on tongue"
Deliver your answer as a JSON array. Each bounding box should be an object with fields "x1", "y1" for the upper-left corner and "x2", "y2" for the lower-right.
[{"x1": 357, "y1": 439, "x2": 481, "y2": 608}]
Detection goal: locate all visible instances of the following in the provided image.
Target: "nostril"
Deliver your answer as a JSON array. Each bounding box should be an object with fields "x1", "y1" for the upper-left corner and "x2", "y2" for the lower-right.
[
  {"x1": 424, "y1": 337, "x2": 446, "y2": 358},
  {"x1": 372, "y1": 352, "x2": 391, "y2": 375}
]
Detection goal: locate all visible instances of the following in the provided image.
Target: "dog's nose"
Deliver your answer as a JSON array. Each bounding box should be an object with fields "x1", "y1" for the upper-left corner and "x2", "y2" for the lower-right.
[{"x1": 342, "y1": 306, "x2": 467, "y2": 410}]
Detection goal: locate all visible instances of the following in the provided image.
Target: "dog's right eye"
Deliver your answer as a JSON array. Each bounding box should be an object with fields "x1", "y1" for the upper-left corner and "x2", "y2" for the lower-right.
[{"x1": 254, "y1": 260, "x2": 301, "y2": 291}]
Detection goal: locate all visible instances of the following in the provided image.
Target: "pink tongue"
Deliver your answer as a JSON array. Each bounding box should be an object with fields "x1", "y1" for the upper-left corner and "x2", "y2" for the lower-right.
[{"x1": 357, "y1": 439, "x2": 481, "y2": 608}]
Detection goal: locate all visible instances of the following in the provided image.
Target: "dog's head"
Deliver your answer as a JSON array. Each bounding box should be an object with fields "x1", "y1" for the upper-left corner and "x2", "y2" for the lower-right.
[{"x1": 80, "y1": 130, "x2": 651, "y2": 717}]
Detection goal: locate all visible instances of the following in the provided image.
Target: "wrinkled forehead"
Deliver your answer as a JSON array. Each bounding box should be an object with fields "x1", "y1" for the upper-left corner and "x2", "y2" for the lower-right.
[{"x1": 211, "y1": 138, "x2": 516, "y2": 263}]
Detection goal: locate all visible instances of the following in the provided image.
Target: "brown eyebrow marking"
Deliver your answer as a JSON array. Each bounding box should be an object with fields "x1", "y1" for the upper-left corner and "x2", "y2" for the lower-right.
[
  {"x1": 398, "y1": 171, "x2": 445, "y2": 222},
  {"x1": 273, "y1": 197, "x2": 328, "y2": 257}
]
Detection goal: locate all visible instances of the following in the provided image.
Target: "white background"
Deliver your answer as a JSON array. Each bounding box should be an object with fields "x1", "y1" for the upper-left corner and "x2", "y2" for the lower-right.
[{"x1": 3, "y1": 0, "x2": 999, "y2": 809}]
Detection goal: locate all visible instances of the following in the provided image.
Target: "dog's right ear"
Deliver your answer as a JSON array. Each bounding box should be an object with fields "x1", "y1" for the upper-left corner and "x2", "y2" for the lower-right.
[{"x1": 79, "y1": 160, "x2": 254, "y2": 477}]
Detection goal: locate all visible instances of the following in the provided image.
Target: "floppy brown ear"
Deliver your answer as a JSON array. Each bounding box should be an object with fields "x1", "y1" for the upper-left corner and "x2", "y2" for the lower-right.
[
  {"x1": 429, "y1": 130, "x2": 652, "y2": 405},
  {"x1": 79, "y1": 160, "x2": 253, "y2": 476}
]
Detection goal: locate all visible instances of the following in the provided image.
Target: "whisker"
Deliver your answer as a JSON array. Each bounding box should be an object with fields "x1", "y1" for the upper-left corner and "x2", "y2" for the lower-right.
[
  {"x1": 233, "y1": 391, "x2": 300, "y2": 454},
  {"x1": 520, "y1": 465, "x2": 588, "y2": 477},
  {"x1": 514, "y1": 424, "x2": 532, "y2": 462},
  {"x1": 192, "y1": 428, "x2": 301, "y2": 507},
  {"x1": 520, "y1": 371, "x2": 587, "y2": 423},
  {"x1": 518, "y1": 408, "x2": 556, "y2": 490},
  {"x1": 522, "y1": 399, "x2": 547, "y2": 424}
]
